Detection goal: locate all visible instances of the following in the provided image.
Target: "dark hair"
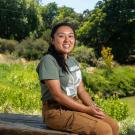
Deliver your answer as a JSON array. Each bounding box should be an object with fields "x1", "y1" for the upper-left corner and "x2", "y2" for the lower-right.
[
  {"x1": 47, "y1": 22, "x2": 76, "y2": 73},
  {"x1": 50, "y1": 22, "x2": 76, "y2": 38}
]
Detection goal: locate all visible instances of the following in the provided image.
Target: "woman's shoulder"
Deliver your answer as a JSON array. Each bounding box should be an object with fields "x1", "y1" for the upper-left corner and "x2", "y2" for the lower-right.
[
  {"x1": 36, "y1": 54, "x2": 58, "y2": 73},
  {"x1": 41, "y1": 54, "x2": 56, "y2": 62}
]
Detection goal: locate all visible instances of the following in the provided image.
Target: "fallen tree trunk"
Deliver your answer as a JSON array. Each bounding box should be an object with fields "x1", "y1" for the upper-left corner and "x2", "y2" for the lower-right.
[{"x1": 0, "y1": 113, "x2": 74, "y2": 135}]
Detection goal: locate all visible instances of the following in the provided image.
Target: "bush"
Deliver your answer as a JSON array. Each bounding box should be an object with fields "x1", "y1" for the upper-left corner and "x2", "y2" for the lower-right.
[
  {"x1": 16, "y1": 38, "x2": 49, "y2": 60},
  {"x1": 71, "y1": 45, "x2": 97, "y2": 66},
  {"x1": 0, "y1": 63, "x2": 41, "y2": 114},
  {"x1": 109, "y1": 66, "x2": 135, "y2": 97},
  {"x1": 0, "y1": 38, "x2": 18, "y2": 54},
  {"x1": 94, "y1": 95, "x2": 129, "y2": 121},
  {"x1": 101, "y1": 47, "x2": 114, "y2": 69},
  {"x1": 7, "y1": 63, "x2": 40, "y2": 90},
  {"x1": 83, "y1": 69, "x2": 111, "y2": 96},
  {"x1": 82, "y1": 66, "x2": 135, "y2": 97},
  {"x1": 120, "y1": 116, "x2": 135, "y2": 135}
]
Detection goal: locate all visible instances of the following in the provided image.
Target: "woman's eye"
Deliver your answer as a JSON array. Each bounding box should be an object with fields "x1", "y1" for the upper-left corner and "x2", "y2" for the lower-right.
[
  {"x1": 69, "y1": 35, "x2": 74, "y2": 38},
  {"x1": 58, "y1": 35, "x2": 64, "y2": 38}
]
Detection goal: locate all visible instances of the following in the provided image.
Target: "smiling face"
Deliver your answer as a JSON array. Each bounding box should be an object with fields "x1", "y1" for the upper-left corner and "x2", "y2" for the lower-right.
[{"x1": 51, "y1": 26, "x2": 75, "y2": 58}]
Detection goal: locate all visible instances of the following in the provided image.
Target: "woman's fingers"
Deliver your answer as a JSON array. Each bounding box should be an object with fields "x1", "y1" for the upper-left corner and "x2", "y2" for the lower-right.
[
  {"x1": 94, "y1": 110, "x2": 105, "y2": 119},
  {"x1": 88, "y1": 106, "x2": 105, "y2": 119},
  {"x1": 94, "y1": 114, "x2": 105, "y2": 119}
]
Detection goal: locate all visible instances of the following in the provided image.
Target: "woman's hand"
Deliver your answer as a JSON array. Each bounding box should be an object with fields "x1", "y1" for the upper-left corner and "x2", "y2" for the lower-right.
[{"x1": 87, "y1": 105, "x2": 105, "y2": 119}]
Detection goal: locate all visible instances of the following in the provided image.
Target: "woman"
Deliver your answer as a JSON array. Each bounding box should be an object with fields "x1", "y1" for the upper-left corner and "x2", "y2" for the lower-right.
[{"x1": 36, "y1": 22, "x2": 119, "y2": 135}]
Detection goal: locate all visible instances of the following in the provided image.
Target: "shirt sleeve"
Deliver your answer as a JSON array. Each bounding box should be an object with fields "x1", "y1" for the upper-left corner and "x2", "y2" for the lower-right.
[{"x1": 37, "y1": 55, "x2": 59, "y2": 81}]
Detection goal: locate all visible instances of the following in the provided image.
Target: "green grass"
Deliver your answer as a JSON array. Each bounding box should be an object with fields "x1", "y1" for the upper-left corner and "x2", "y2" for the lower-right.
[
  {"x1": 0, "y1": 63, "x2": 41, "y2": 115},
  {"x1": 120, "y1": 96, "x2": 135, "y2": 116},
  {"x1": 0, "y1": 62, "x2": 134, "y2": 120}
]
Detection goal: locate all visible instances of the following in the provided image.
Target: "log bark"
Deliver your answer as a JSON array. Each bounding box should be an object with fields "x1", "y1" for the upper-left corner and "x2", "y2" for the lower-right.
[{"x1": 0, "y1": 113, "x2": 73, "y2": 135}]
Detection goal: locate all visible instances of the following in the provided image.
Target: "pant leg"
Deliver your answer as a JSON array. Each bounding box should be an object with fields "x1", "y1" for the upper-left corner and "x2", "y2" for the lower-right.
[
  {"x1": 103, "y1": 115, "x2": 119, "y2": 135},
  {"x1": 42, "y1": 104, "x2": 114, "y2": 135},
  {"x1": 74, "y1": 98, "x2": 119, "y2": 135}
]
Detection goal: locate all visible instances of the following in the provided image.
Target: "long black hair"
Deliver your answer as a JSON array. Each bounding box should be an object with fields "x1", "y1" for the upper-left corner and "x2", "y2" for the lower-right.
[{"x1": 47, "y1": 22, "x2": 76, "y2": 73}]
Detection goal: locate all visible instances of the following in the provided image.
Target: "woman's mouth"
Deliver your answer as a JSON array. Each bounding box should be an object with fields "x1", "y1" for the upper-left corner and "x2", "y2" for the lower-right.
[{"x1": 63, "y1": 44, "x2": 70, "y2": 49}]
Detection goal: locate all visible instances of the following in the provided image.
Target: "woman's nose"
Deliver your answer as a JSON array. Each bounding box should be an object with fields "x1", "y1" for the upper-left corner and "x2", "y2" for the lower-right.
[{"x1": 64, "y1": 35, "x2": 68, "y2": 42}]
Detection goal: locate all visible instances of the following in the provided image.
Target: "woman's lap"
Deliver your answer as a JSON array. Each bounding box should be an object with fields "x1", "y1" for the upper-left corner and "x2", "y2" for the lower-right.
[{"x1": 43, "y1": 107, "x2": 119, "y2": 135}]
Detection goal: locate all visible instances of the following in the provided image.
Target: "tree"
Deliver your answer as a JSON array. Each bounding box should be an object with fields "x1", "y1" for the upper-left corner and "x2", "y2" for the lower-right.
[
  {"x1": 52, "y1": 6, "x2": 80, "y2": 29},
  {"x1": 77, "y1": 0, "x2": 135, "y2": 63},
  {"x1": 41, "y1": 2, "x2": 58, "y2": 29},
  {"x1": 0, "y1": 0, "x2": 42, "y2": 40}
]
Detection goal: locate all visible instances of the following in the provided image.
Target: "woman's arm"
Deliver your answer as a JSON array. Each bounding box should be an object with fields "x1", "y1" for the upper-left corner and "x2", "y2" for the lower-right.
[
  {"x1": 77, "y1": 81, "x2": 105, "y2": 118},
  {"x1": 77, "y1": 81, "x2": 94, "y2": 106},
  {"x1": 44, "y1": 79, "x2": 89, "y2": 113},
  {"x1": 44, "y1": 79, "x2": 105, "y2": 119}
]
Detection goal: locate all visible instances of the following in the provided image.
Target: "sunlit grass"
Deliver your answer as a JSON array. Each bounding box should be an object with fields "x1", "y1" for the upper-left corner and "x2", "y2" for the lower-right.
[
  {"x1": 0, "y1": 63, "x2": 41, "y2": 115},
  {"x1": 120, "y1": 96, "x2": 135, "y2": 116}
]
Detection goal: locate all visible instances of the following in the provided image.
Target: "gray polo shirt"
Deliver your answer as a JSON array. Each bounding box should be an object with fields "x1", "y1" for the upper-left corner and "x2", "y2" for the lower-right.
[{"x1": 36, "y1": 54, "x2": 82, "y2": 102}]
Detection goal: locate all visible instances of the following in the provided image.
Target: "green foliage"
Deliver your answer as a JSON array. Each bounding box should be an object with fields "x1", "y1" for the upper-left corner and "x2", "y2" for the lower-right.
[
  {"x1": 42, "y1": 29, "x2": 51, "y2": 43},
  {"x1": 7, "y1": 64, "x2": 40, "y2": 90},
  {"x1": 83, "y1": 69, "x2": 111, "y2": 95},
  {"x1": 0, "y1": 0, "x2": 135, "y2": 64},
  {"x1": 109, "y1": 66, "x2": 135, "y2": 96},
  {"x1": 77, "y1": 0, "x2": 135, "y2": 63},
  {"x1": 0, "y1": 63, "x2": 41, "y2": 114},
  {"x1": 77, "y1": 7, "x2": 106, "y2": 46},
  {"x1": 120, "y1": 116, "x2": 135, "y2": 135},
  {"x1": 71, "y1": 45, "x2": 97, "y2": 66},
  {"x1": 0, "y1": 0, "x2": 42, "y2": 40},
  {"x1": 0, "y1": 84, "x2": 41, "y2": 114},
  {"x1": 101, "y1": 47, "x2": 114, "y2": 69},
  {"x1": 82, "y1": 66, "x2": 135, "y2": 97},
  {"x1": 0, "y1": 38, "x2": 18, "y2": 54},
  {"x1": 121, "y1": 96, "x2": 135, "y2": 116},
  {"x1": 94, "y1": 95, "x2": 129, "y2": 121},
  {"x1": 52, "y1": 6, "x2": 80, "y2": 28},
  {"x1": 16, "y1": 38, "x2": 49, "y2": 60},
  {"x1": 41, "y1": 2, "x2": 58, "y2": 29}
]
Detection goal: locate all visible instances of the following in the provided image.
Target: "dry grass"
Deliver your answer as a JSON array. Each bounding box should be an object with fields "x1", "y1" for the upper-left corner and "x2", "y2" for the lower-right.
[{"x1": 0, "y1": 53, "x2": 35, "y2": 64}]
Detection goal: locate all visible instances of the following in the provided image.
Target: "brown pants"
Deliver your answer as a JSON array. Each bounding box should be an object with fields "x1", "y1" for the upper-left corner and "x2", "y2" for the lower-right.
[{"x1": 42, "y1": 101, "x2": 119, "y2": 135}]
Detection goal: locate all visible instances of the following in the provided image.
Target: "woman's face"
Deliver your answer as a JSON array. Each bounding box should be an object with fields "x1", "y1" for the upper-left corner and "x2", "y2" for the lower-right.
[{"x1": 51, "y1": 26, "x2": 75, "y2": 57}]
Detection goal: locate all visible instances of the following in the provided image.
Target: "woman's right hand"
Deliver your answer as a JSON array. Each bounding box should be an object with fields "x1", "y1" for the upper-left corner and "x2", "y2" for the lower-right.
[{"x1": 87, "y1": 106, "x2": 105, "y2": 119}]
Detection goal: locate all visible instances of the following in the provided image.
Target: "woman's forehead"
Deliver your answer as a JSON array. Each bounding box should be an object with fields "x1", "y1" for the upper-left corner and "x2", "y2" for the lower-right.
[{"x1": 56, "y1": 26, "x2": 74, "y2": 32}]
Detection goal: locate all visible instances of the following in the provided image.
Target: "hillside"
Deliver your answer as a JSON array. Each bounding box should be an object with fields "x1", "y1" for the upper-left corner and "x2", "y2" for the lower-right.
[{"x1": 0, "y1": 54, "x2": 27, "y2": 64}]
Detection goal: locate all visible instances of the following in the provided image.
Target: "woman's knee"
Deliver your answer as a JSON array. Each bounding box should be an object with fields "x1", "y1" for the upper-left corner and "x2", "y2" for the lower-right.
[
  {"x1": 95, "y1": 120, "x2": 113, "y2": 135},
  {"x1": 111, "y1": 120, "x2": 119, "y2": 135},
  {"x1": 103, "y1": 116, "x2": 119, "y2": 135}
]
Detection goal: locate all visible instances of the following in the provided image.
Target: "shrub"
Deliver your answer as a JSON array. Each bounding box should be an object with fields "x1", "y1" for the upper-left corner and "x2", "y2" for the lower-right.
[
  {"x1": 0, "y1": 83, "x2": 41, "y2": 114},
  {"x1": 97, "y1": 47, "x2": 119, "y2": 69},
  {"x1": 71, "y1": 45, "x2": 97, "y2": 66},
  {"x1": 83, "y1": 69, "x2": 111, "y2": 96},
  {"x1": 109, "y1": 66, "x2": 135, "y2": 97},
  {"x1": 0, "y1": 38, "x2": 18, "y2": 54},
  {"x1": 42, "y1": 29, "x2": 51, "y2": 43},
  {"x1": 82, "y1": 66, "x2": 135, "y2": 97},
  {"x1": 120, "y1": 116, "x2": 135, "y2": 135},
  {"x1": 94, "y1": 95, "x2": 129, "y2": 121},
  {"x1": 0, "y1": 63, "x2": 41, "y2": 114},
  {"x1": 101, "y1": 47, "x2": 114, "y2": 69},
  {"x1": 16, "y1": 38, "x2": 49, "y2": 60},
  {"x1": 7, "y1": 63, "x2": 40, "y2": 90}
]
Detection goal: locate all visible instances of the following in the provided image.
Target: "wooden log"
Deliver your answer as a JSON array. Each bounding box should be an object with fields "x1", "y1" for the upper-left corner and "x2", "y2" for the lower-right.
[
  {"x1": 0, "y1": 113, "x2": 75, "y2": 135},
  {"x1": 0, "y1": 121, "x2": 70, "y2": 135}
]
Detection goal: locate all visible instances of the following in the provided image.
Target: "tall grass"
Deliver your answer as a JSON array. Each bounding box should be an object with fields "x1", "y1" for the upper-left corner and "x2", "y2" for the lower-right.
[{"x1": 0, "y1": 63, "x2": 41, "y2": 114}]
